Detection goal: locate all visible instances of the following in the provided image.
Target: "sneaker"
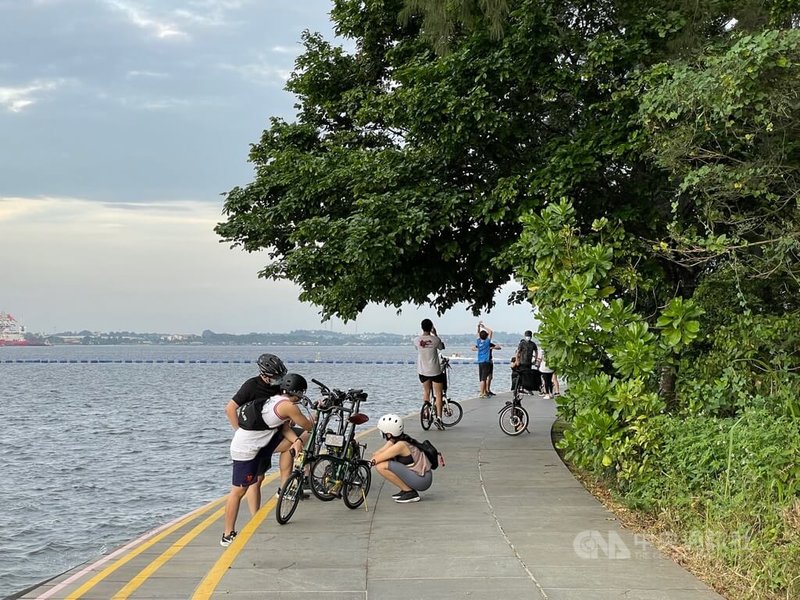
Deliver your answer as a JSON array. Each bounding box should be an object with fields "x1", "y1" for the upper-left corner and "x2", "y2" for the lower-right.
[
  {"x1": 487, "y1": 391, "x2": 496, "y2": 396},
  {"x1": 391, "y1": 490, "x2": 404, "y2": 499},
  {"x1": 394, "y1": 489, "x2": 420, "y2": 503},
  {"x1": 434, "y1": 417, "x2": 445, "y2": 430},
  {"x1": 543, "y1": 394, "x2": 551, "y2": 399},
  {"x1": 220, "y1": 531, "x2": 237, "y2": 547}
]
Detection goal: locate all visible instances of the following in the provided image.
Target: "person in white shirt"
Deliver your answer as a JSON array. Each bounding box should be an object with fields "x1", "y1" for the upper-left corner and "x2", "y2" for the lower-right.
[
  {"x1": 539, "y1": 350, "x2": 555, "y2": 399},
  {"x1": 220, "y1": 373, "x2": 315, "y2": 547},
  {"x1": 413, "y1": 318, "x2": 446, "y2": 430}
]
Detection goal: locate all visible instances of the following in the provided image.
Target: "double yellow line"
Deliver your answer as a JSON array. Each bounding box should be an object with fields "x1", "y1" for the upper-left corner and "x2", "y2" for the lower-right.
[
  {"x1": 48, "y1": 424, "x2": 381, "y2": 599},
  {"x1": 48, "y1": 473, "x2": 279, "y2": 600}
]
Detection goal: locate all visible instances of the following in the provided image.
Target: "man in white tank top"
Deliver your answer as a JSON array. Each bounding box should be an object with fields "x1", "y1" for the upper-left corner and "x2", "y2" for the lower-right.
[{"x1": 221, "y1": 373, "x2": 315, "y2": 546}]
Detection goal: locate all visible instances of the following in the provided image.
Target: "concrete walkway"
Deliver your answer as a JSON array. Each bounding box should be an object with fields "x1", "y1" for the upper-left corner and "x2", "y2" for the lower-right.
[{"x1": 17, "y1": 392, "x2": 724, "y2": 600}]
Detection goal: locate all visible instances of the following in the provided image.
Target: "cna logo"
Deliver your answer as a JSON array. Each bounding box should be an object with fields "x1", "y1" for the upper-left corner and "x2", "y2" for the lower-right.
[{"x1": 573, "y1": 530, "x2": 631, "y2": 559}]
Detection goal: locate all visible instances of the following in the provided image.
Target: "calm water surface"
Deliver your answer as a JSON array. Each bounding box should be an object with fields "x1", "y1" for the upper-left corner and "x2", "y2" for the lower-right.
[{"x1": 0, "y1": 345, "x2": 509, "y2": 597}]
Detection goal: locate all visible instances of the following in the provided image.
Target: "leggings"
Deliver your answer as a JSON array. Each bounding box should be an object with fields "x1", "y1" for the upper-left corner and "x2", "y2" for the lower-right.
[{"x1": 388, "y1": 460, "x2": 432, "y2": 491}]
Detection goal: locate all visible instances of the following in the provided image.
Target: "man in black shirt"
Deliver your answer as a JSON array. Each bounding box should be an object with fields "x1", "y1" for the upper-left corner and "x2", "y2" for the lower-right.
[
  {"x1": 514, "y1": 330, "x2": 541, "y2": 393},
  {"x1": 224, "y1": 353, "x2": 288, "y2": 518}
]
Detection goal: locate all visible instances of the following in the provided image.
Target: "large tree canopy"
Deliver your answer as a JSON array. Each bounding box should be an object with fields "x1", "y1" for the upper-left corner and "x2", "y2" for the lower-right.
[
  {"x1": 216, "y1": 0, "x2": 684, "y2": 319},
  {"x1": 217, "y1": 0, "x2": 798, "y2": 325}
]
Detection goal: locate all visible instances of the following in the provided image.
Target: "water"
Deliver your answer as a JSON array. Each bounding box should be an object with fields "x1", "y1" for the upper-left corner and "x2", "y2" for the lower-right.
[{"x1": 0, "y1": 345, "x2": 510, "y2": 598}]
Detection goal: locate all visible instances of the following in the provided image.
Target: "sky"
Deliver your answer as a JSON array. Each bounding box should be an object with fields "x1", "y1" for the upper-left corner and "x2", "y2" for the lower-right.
[{"x1": 0, "y1": 0, "x2": 538, "y2": 336}]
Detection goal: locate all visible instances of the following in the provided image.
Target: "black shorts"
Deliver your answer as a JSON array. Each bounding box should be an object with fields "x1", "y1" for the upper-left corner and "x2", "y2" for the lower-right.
[
  {"x1": 478, "y1": 362, "x2": 494, "y2": 381},
  {"x1": 419, "y1": 372, "x2": 446, "y2": 384},
  {"x1": 231, "y1": 431, "x2": 284, "y2": 488}
]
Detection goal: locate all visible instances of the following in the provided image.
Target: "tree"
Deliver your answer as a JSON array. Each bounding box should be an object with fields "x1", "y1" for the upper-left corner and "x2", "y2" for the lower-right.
[{"x1": 217, "y1": 0, "x2": 686, "y2": 320}]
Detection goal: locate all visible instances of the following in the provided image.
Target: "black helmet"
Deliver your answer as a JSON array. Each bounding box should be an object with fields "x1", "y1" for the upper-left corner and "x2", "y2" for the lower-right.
[
  {"x1": 257, "y1": 353, "x2": 287, "y2": 378},
  {"x1": 278, "y1": 373, "x2": 307, "y2": 397}
]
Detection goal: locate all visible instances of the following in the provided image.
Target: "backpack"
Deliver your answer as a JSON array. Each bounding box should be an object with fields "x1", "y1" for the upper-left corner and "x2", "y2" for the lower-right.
[
  {"x1": 517, "y1": 339, "x2": 538, "y2": 366},
  {"x1": 236, "y1": 397, "x2": 275, "y2": 431},
  {"x1": 415, "y1": 439, "x2": 444, "y2": 470}
]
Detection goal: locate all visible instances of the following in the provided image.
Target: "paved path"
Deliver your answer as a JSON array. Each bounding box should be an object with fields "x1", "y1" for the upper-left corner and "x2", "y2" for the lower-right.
[{"x1": 17, "y1": 392, "x2": 724, "y2": 600}]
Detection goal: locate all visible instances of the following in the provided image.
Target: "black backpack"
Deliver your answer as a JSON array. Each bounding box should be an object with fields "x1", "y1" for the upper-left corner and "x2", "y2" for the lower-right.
[
  {"x1": 517, "y1": 339, "x2": 538, "y2": 366},
  {"x1": 415, "y1": 439, "x2": 444, "y2": 470},
  {"x1": 236, "y1": 397, "x2": 276, "y2": 431}
]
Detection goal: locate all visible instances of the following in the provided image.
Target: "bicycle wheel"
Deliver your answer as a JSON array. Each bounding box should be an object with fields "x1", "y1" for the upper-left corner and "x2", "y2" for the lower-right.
[
  {"x1": 343, "y1": 461, "x2": 372, "y2": 509},
  {"x1": 440, "y1": 399, "x2": 463, "y2": 427},
  {"x1": 276, "y1": 471, "x2": 303, "y2": 524},
  {"x1": 310, "y1": 456, "x2": 342, "y2": 501},
  {"x1": 420, "y1": 402, "x2": 433, "y2": 430},
  {"x1": 499, "y1": 404, "x2": 529, "y2": 436}
]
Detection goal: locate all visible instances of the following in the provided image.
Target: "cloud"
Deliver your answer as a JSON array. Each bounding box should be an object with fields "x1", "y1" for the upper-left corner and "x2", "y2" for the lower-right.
[
  {"x1": 0, "y1": 79, "x2": 62, "y2": 112},
  {"x1": 103, "y1": 0, "x2": 189, "y2": 39},
  {"x1": 125, "y1": 70, "x2": 170, "y2": 79},
  {"x1": 118, "y1": 95, "x2": 193, "y2": 110},
  {"x1": 271, "y1": 45, "x2": 297, "y2": 54},
  {"x1": 100, "y1": 0, "x2": 253, "y2": 40},
  {"x1": 218, "y1": 55, "x2": 294, "y2": 85}
]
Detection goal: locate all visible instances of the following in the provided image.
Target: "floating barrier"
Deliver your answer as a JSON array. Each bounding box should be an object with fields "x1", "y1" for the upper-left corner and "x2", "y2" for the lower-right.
[{"x1": 1, "y1": 358, "x2": 509, "y2": 365}]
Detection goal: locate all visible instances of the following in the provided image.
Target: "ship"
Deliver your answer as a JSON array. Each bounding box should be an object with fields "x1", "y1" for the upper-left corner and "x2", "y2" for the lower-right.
[{"x1": 0, "y1": 311, "x2": 48, "y2": 346}]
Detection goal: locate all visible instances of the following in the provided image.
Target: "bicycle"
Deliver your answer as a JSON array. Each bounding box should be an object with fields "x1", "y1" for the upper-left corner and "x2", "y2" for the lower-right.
[
  {"x1": 420, "y1": 356, "x2": 463, "y2": 430},
  {"x1": 307, "y1": 380, "x2": 372, "y2": 509},
  {"x1": 275, "y1": 393, "x2": 330, "y2": 524},
  {"x1": 498, "y1": 367, "x2": 534, "y2": 436}
]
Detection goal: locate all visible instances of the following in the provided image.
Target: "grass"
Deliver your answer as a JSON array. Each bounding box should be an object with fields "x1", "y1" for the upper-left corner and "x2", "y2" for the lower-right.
[{"x1": 550, "y1": 417, "x2": 797, "y2": 600}]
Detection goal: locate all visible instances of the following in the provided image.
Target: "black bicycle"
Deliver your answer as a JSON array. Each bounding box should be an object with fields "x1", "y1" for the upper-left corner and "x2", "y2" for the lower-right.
[
  {"x1": 275, "y1": 394, "x2": 329, "y2": 524},
  {"x1": 420, "y1": 356, "x2": 463, "y2": 430},
  {"x1": 498, "y1": 367, "x2": 535, "y2": 436},
  {"x1": 308, "y1": 380, "x2": 372, "y2": 509}
]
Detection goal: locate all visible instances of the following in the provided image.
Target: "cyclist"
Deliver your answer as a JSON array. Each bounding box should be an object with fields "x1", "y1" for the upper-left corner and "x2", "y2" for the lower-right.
[
  {"x1": 414, "y1": 318, "x2": 446, "y2": 430},
  {"x1": 221, "y1": 372, "x2": 315, "y2": 546},
  {"x1": 370, "y1": 414, "x2": 432, "y2": 503}
]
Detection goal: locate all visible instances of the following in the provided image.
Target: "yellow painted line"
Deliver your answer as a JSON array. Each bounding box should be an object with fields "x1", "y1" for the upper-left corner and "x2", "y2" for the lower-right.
[
  {"x1": 110, "y1": 471, "x2": 281, "y2": 599},
  {"x1": 64, "y1": 497, "x2": 225, "y2": 599},
  {"x1": 192, "y1": 428, "x2": 377, "y2": 599},
  {"x1": 191, "y1": 496, "x2": 278, "y2": 599},
  {"x1": 111, "y1": 506, "x2": 226, "y2": 599}
]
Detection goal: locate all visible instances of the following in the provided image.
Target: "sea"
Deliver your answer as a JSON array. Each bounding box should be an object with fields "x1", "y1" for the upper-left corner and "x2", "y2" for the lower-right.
[{"x1": 0, "y1": 344, "x2": 510, "y2": 598}]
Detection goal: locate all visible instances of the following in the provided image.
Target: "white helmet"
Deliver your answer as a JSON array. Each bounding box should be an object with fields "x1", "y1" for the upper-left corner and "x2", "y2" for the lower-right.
[{"x1": 377, "y1": 413, "x2": 404, "y2": 437}]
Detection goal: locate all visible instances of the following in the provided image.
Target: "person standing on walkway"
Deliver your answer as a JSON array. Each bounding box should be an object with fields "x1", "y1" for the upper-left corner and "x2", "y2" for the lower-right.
[
  {"x1": 371, "y1": 414, "x2": 432, "y2": 503},
  {"x1": 472, "y1": 321, "x2": 501, "y2": 397},
  {"x1": 221, "y1": 373, "x2": 315, "y2": 547},
  {"x1": 509, "y1": 355, "x2": 520, "y2": 391},
  {"x1": 414, "y1": 318, "x2": 446, "y2": 430},
  {"x1": 224, "y1": 353, "x2": 287, "y2": 518},
  {"x1": 514, "y1": 330, "x2": 541, "y2": 393},
  {"x1": 539, "y1": 349, "x2": 555, "y2": 399}
]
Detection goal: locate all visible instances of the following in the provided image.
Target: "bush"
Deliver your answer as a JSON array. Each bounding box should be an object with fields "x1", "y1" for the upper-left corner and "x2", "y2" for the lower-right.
[{"x1": 624, "y1": 410, "x2": 800, "y2": 596}]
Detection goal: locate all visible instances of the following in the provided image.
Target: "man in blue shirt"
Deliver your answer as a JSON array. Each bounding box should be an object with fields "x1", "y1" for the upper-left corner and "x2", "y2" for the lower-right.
[{"x1": 472, "y1": 321, "x2": 501, "y2": 397}]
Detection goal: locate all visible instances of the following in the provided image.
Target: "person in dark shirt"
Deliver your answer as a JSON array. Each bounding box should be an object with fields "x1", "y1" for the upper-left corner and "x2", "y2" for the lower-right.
[
  {"x1": 224, "y1": 353, "x2": 287, "y2": 519},
  {"x1": 514, "y1": 330, "x2": 541, "y2": 393}
]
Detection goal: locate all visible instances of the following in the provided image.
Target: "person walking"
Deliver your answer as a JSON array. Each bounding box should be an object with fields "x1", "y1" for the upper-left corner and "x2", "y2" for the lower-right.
[
  {"x1": 472, "y1": 321, "x2": 501, "y2": 397},
  {"x1": 224, "y1": 353, "x2": 287, "y2": 519},
  {"x1": 414, "y1": 318, "x2": 446, "y2": 430},
  {"x1": 221, "y1": 373, "x2": 315, "y2": 547},
  {"x1": 371, "y1": 414, "x2": 433, "y2": 503}
]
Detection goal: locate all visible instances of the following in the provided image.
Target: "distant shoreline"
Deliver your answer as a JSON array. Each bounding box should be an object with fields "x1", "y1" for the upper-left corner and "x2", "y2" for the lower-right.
[{"x1": 19, "y1": 329, "x2": 532, "y2": 347}]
